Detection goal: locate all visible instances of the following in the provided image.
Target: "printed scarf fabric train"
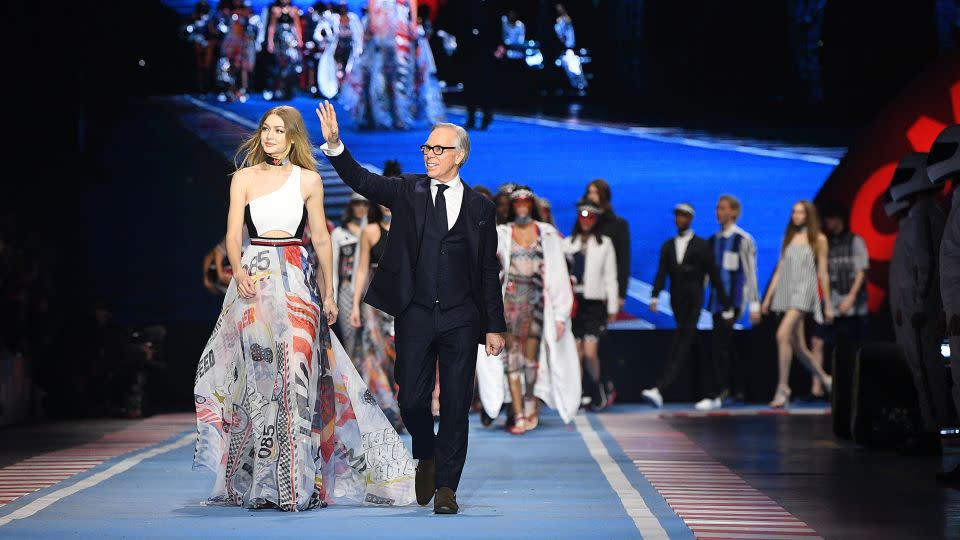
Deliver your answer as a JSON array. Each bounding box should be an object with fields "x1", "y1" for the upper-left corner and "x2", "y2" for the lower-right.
[{"x1": 193, "y1": 242, "x2": 415, "y2": 511}]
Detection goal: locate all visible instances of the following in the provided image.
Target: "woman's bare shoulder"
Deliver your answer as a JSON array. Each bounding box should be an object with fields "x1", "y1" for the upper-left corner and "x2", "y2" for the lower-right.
[
  {"x1": 300, "y1": 168, "x2": 323, "y2": 187},
  {"x1": 232, "y1": 165, "x2": 258, "y2": 182}
]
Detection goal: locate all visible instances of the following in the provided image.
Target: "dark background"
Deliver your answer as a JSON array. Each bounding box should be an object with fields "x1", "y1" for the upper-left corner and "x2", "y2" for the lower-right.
[{"x1": 4, "y1": 0, "x2": 956, "y2": 417}]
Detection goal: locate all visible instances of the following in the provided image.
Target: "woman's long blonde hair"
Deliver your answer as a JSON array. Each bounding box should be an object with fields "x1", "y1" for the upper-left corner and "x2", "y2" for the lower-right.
[
  {"x1": 780, "y1": 200, "x2": 821, "y2": 254},
  {"x1": 234, "y1": 106, "x2": 317, "y2": 172}
]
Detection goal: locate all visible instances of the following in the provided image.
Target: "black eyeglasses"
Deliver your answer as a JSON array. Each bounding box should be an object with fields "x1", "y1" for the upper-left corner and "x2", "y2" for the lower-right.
[{"x1": 419, "y1": 144, "x2": 457, "y2": 156}]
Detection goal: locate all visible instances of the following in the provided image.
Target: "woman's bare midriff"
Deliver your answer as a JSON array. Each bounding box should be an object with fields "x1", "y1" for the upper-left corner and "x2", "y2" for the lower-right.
[{"x1": 259, "y1": 230, "x2": 299, "y2": 238}]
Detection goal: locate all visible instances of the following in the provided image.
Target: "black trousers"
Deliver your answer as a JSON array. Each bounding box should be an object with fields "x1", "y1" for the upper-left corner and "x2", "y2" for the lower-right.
[
  {"x1": 394, "y1": 303, "x2": 478, "y2": 491},
  {"x1": 657, "y1": 293, "x2": 703, "y2": 391},
  {"x1": 463, "y1": 59, "x2": 494, "y2": 127},
  {"x1": 709, "y1": 311, "x2": 741, "y2": 399}
]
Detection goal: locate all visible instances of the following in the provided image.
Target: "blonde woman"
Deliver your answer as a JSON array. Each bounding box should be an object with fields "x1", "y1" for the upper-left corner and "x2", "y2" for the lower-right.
[
  {"x1": 761, "y1": 200, "x2": 835, "y2": 408},
  {"x1": 192, "y1": 106, "x2": 414, "y2": 511}
]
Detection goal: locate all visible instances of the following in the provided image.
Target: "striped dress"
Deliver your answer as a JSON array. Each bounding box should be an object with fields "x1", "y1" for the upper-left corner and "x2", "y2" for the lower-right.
[{"x1": 772, "y1": 243, "x2": 823, "y2": 323}]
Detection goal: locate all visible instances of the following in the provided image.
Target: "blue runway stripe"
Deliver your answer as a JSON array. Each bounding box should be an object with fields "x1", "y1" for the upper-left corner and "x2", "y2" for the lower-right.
[
  {"x1": 0, "y1": 413, "x2": 662, "y2": 539},
  {"x1": 584, "y1": 413, "x2": 695, "y2": 539}
]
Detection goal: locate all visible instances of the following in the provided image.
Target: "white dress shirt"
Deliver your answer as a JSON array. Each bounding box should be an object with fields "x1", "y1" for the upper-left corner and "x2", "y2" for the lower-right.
[
  {"x1": 674, "y1": 229, "x2": 694, "y2": 264},
  {"x1": 321, "y1": 142, "x2": 464, "y2": 230},
  {"x1": 431, "y1": 177, "x2": 464, "y2": 230}
]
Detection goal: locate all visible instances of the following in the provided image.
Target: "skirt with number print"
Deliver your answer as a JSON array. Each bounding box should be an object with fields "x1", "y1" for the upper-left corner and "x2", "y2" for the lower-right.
[{"x1": 193, "y1": 240, "x2": 416, "y2": 511}]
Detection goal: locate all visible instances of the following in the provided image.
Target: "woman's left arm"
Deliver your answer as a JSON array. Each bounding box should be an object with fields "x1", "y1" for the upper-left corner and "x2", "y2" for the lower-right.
[
  {"x1": 816, "y1": 235, "x2": 834, "y2": 323},
  {"x1": 304, "y1": 171, "x2": 337, "y2": 325},
  {"x1": 292, "y1": 9, "x2": 304, "y2": 47}
]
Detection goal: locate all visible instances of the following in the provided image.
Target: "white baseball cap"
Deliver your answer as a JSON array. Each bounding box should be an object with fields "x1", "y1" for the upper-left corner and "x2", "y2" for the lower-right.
[{"x1": 673, "y1": 203, "x2": 695, "y2": 216}]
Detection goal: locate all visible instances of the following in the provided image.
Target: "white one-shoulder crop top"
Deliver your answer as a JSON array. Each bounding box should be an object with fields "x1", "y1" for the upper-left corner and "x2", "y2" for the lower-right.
[{"x1": 244, "y1": 165, "x2": 307, "y2": 239}]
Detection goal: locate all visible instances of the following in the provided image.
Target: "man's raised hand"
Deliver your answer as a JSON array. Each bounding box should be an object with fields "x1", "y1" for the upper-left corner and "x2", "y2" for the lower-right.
[{"x1": 315, "y1": 100, "x2": 341, "y2": 148}]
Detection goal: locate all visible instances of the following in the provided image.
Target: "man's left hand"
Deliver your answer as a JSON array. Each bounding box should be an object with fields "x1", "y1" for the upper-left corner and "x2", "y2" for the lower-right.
[{"x1": 485, "y1": 333, "x2": 505, "y2": 356}]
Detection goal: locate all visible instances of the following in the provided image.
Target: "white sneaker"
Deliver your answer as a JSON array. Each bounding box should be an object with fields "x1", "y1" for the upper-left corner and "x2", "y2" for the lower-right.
[
  {"x1": 694, "y1": 397, "x2": 722, "y2": 411},
  {"x1": 642, "y1": 388, "x2": 663, "y2": 408}
]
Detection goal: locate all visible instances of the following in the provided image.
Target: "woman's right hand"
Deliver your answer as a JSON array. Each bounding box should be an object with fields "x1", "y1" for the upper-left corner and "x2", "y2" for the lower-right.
[
  {"x1": 267, "y1": 42, "x2": 275, "y2": 54},
  {"x1": 350, "y1": 306, "x2": 361, "y2": 328},
  {"x1": 761, "y1": 297, "x2": 771, "y2": 315},
  {"x1": 235, "y1": 268, "x2": 257, "y2": 299}
]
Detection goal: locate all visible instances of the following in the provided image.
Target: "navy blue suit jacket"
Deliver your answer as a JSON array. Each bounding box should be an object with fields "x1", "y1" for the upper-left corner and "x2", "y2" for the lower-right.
[{"x1": 325, "y1": 146, "x2": 506, "y2": 342}]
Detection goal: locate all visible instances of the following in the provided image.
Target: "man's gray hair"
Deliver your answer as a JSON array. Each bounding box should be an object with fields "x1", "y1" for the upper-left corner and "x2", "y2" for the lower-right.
[{"x1": 431, "y1": 122, "x2": 471, "y2": 167}]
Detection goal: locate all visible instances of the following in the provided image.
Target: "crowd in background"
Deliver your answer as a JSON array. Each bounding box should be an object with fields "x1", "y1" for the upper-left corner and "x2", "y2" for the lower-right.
[
  {"x1": 181, "y1": 0, "x2": 591, "y2": 124},
  {"x1": 640, "y1": 196, "x2": 871, "y2": 412}
]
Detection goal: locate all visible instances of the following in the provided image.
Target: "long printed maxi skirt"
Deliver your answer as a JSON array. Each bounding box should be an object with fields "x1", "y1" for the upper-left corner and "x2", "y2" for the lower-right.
[{"x1": 193, "y1": 239, "x2": 415, "y2": 511}]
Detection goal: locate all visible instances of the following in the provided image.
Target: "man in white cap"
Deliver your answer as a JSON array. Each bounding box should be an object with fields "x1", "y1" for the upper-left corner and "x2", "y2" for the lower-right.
[{"x1": 643, "y1": 203, "x2": 731, "y2": 408}]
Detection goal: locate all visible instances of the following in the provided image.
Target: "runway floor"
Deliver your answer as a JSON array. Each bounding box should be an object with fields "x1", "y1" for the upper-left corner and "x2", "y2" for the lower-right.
[{"x1": 1, "y1": 405, "x2": 957, "y2": 539}]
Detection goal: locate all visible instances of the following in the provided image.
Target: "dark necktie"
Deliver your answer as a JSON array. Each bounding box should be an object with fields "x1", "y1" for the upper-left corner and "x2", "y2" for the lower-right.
[{"x1": 435, "y1": 184, "x2": 449, "y2": 232}]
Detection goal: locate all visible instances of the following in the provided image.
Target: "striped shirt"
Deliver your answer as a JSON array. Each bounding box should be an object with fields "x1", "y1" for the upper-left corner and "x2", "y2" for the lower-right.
[{"x1": 708, "y1": 224, "x2": 760, "y2": 314}]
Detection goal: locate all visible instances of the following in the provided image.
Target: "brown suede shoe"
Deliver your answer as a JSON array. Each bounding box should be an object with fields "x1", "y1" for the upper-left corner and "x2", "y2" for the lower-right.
[
  {"x1": 434, "y1": 487, "x2": 458, "y2": 514},
  {"x1": 415, "y1": 459, "x2": 435, "y2": 506}
]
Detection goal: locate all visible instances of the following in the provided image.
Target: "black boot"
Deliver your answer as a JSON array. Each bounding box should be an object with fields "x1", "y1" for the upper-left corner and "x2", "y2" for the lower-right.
[{"x1": 588, "y1": 378, "x2": 607, "y2": 411}]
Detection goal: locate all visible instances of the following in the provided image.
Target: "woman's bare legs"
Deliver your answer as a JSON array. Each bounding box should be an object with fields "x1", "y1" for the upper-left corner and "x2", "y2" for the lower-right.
[
  {"x1": 505, "y1": 334, "x2": 526, "y2": 433},
  {"x1": 523, "y1": 337, "x2": 541, "y2": 427},
  {"x1": 792, "y1": 318, "x2": 831, "y2": 385},
  {"x1": 772, "y1": 310, "x2": 803, "y2": 406},
  {"x1": 810, "y1": 335, "x2": 825, "y2": 396}
]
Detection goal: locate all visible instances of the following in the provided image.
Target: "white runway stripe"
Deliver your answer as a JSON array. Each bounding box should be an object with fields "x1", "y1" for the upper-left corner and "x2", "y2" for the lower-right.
[
  {"x1": 573, "y1": 416, "x2": 669, "y2": 539},
  {"x1": 442, "y1": 105, "x2": 842, "y2": 165}
]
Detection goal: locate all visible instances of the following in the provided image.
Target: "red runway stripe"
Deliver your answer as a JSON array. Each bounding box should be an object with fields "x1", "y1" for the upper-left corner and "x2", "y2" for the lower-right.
[
  {"x1": 0, "y1": 413, "x2": 194, "y2": 508},
  {"x1": 599, "y1": 413, "x2": 823, "y2": 539}
]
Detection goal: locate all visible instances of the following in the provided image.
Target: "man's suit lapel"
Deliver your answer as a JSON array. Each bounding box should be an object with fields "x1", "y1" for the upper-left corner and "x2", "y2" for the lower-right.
[{"x1": 414, "y1": 176, "x2": 430, "y2": 244}]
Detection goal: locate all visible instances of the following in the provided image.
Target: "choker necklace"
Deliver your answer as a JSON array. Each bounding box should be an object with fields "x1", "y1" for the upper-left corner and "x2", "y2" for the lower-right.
[
  {"x1": 514, "y1": 215, "x2": 533, "y2": 225},
  {"x1": 265, "y1": 154, "x2": 290, "y2": 167}
]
